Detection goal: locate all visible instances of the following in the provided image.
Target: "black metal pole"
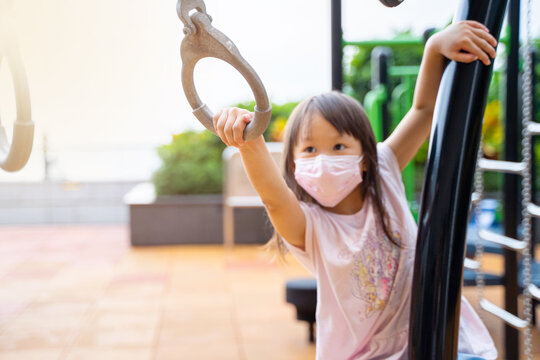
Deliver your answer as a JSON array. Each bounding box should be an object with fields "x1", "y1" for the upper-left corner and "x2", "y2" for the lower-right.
[
  {"x1": 503, "y1": 0, "x2": 521, "y2": 357},
  {"x1": 331, "y1": 0, "x2": 343, "y2": 91},
  {"x1": 408, "y1": 0, "x2": 507, "y2": 359},
  {"x1": 371, "y1": 47, "x2": 392, "y2": 139}
]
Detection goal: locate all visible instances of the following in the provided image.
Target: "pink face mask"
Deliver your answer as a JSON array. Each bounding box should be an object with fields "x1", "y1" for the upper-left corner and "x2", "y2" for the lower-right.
[{"x1": 294, "y1": 154, "x2": 364, "y2": 207}]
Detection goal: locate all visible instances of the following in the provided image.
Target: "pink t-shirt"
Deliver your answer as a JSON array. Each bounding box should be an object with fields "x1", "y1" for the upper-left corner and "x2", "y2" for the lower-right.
[{"x1": 283, "y1": 142, "x2": 497, "y2": 360}]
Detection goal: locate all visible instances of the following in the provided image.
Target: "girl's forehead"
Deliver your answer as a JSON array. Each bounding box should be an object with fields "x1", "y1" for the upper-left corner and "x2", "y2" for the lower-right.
[
  {"x1": 292, "y1": 116, "x2": 364, "y2": 153},
  {"x1": 297, "y1": 118, "x2": 354, "y2": 145},
  {"x1": 297, "y1": 113, "x2": 338, "y2": 140}
]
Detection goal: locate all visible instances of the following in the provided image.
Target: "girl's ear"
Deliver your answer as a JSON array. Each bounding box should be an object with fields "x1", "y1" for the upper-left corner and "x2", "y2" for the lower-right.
[
  {"x1": 361, "y1": 158, "x2": 370, "y2": 173},
  {"x1": 289, "y1": 157, "x2": 295, "y2": 171}
]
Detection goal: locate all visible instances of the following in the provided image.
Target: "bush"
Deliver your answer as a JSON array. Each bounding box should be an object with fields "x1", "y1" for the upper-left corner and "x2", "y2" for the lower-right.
[{"x1": 152, "y1": 130, "x2": 226, "y2": 195}]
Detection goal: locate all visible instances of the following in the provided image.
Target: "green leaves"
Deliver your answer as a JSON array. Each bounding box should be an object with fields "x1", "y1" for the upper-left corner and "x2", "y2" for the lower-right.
[{"x1": 152, "y1": 130, "x2": 226, "y2": 195}]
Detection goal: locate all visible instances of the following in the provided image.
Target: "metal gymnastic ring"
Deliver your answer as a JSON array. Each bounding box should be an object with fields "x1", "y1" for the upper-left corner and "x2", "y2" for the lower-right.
[
  {"x1": 178, "y1": 1, "x2": 271, "y2": 142},
  {"x1": 379, "y1": 0, "x2": 405, "y2": 7},
  {"x1": 0, "y1": 31, "x2": 34, "y2": 172}
]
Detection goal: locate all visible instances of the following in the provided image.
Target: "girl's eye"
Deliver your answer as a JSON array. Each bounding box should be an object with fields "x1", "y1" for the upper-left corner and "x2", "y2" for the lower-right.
[
  {"x1": 334, "y1": 144, "x2": 345, "y2": 150},
  {"x1": 305, "y1": 146, "x2": 316, "y2": 153}
]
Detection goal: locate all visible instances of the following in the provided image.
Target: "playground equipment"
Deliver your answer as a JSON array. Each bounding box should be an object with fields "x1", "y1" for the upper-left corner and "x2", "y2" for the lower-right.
[
  {"x1": 363, "y1": 45, "x2": 421, "y2": 208},
  {"x1": 471, "y1": 0, "x2": 539, "y2": 358},
  {"x1": 329, "y1": 0, "x2": 538, "y2": 358},
  {"x1": 378, "y1": 0, "x2": 404, "y2": 7},
  {"x1": 355, "y1": 24, "x2": 532, "y2": 291},
  {"x1": 285, "y1": 278, "x2": 317, "y2": 343},
  {"x1": 0, "y1": 0, "x2": 34, "y2": 172},
  {"x1": 177, "y1": 0, "x2": 271, "y2": 142},
  {"x1": 178, "y1": 0, "x2": 405, "y2": 138},
  {"x1": 408, "y1": 1, "x2": 507, "y2": 358}
]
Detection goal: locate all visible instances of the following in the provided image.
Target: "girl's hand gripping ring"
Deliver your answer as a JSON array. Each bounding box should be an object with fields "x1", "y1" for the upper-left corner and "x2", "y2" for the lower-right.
[{"x1": 177, "y1": 0, "x2": 272, "y2": 142}]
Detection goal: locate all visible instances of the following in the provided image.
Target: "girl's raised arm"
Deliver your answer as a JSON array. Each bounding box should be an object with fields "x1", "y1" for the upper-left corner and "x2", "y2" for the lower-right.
[
  {"x1": 385, "y1": 20, "x2": 498, "y2": 171},
  {"x1": 213, "y1": 108, "x2": 307, "y2": 250}
]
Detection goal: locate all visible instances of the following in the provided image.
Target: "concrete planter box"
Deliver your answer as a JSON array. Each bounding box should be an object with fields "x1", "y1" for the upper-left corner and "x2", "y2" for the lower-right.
[{"x1": 124, "y1": 183, "x2": 272, "y2": 246}]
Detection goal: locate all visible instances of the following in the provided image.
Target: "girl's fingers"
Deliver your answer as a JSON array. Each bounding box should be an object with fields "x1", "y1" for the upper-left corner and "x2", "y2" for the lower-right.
[
  {"x1": 223, "y1": 108, "x2": 237, "y2": 145},
  {"x1": 215, "y1": 110, "x2": 229, "y2": 145},
  {"x1": 453, "y1": 52, "x2": 478, "y2": 63},
  {"x1": 471, "y1": 27, "x2": 498, "y2": 50},
  {"x1": 442, "y1": 21, "x2": 497, "y2": 66},
  {"x1": 214, "y1": 108, "x2": 253, "y2": 147},
  {"x1": 463, "y1": 39, "x2": 491, "y2": 65},
  {"x1": 231, "y1": 122, "x2": 243, "y2": 146},
  {"x1": 231, "y1": 114, "x2": 248, "y2": 145},
  {"x1": 474, "y1": 37, "x2": 497, "y2": 59},
  {"x1": 213, "y1": 110, "x2": 222, "y2": 135},
  {"x1": 464, "y1": 20, "x2": 489, "y2": 33}
]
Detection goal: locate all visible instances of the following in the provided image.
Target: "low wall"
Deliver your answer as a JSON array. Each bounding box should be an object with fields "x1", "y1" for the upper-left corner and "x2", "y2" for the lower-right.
[
  {"x1": 0, "y1": 181, "x2": 139, "y2": 225},
  {"x1": 125, "y1": 183, "x2": 273, "y2": 245}
]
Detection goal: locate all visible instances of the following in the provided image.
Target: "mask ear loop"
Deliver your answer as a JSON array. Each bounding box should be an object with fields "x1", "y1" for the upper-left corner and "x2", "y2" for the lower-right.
[{"x1": 357, "y1": 155, "x2": 365, "y2": 173}]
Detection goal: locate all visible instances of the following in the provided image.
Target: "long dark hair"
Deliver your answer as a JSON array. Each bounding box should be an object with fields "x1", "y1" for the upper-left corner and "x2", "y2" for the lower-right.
[{"x1": 267, "y1": 91, "x2": 400, "y2": 256}]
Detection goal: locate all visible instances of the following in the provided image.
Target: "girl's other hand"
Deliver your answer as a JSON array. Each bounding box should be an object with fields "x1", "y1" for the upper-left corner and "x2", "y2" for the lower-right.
[
  {"x1": 213, "y1": 107, "x2": 254, "y2": 147},
  {"x1": 428, "y1": 20, "x2": 498, "y2": 66}
]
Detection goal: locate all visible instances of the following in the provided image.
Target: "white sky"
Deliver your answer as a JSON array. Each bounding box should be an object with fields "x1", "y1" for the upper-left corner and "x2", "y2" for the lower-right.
[{"x1": 0, "y1": 0, "x2": 539, "y2": 181}]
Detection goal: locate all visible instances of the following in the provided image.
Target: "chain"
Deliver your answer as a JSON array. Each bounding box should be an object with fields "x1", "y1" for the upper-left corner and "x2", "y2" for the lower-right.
[
  {"x1": 520, "y1": 0, "x2": 534, "y2": 358},
  {"x1": 473, "y1": 135, "x2": 486, "y2": 315}
]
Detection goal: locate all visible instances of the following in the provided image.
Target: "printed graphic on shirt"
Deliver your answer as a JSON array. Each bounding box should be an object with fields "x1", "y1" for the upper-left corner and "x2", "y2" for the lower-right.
[{"x1": 351, "y1": 228, "x2": 401, "y2": 318}]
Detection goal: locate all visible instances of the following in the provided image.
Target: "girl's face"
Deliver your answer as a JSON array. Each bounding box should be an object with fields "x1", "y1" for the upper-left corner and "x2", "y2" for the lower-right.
[{"x1": 292, "y1": 112, "x2": 364, "y2": 164}]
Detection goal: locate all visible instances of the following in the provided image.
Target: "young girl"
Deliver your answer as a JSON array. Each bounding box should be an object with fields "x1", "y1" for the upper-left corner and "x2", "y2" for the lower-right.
[{"x1": 213, "y1": 21, "x2": 498, "y2": 360}]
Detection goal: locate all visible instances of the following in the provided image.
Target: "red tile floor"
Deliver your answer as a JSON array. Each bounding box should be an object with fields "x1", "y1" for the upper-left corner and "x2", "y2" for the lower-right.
[{"x1": 0, "y1": 225, "x2": 537, "y2": 359}]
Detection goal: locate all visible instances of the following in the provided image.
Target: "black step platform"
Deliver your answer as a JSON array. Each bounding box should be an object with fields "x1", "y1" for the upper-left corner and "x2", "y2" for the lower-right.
[{"x1": 285, "y1": 278, "x2": 317, "y2": 343}]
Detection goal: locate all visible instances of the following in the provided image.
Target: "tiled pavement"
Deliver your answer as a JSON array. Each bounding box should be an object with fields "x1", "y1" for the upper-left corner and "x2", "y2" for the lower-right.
[
  {"x1": 0, "y1": 226, "x2": 314, "y2": 360},
  {"x1": 0, "y1": 225, "x2": 537, "y2": 359}
]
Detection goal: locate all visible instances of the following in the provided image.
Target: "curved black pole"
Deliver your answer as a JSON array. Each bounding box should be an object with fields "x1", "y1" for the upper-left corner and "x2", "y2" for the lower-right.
[
  {"x1": 502, "y1": 0, "x2": 521, "y2": 355},
  {"x1": 371, "y1": 47, "x2": 393, "y2": 139},
  {"x1": 408, "y1": 1, "x2": 507, "y2": 359},
  {"x1": 331, "y1": 0, "x2": 343, "y2": 91}
]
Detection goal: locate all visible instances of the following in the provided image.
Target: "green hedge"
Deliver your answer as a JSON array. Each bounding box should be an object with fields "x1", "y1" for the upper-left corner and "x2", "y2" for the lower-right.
[{"x1": 152, "y1": 131, "x2": 226, "y2": 195}]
